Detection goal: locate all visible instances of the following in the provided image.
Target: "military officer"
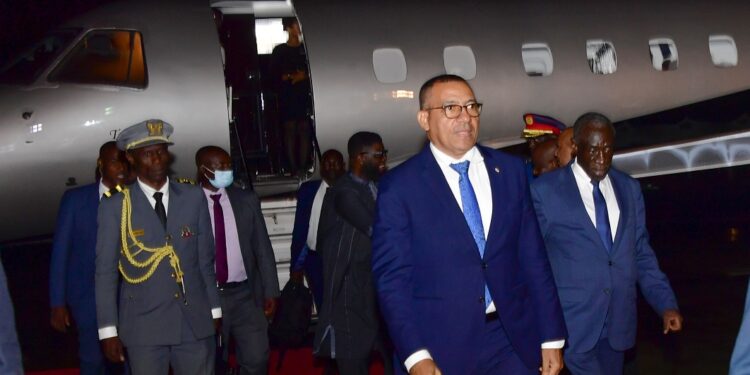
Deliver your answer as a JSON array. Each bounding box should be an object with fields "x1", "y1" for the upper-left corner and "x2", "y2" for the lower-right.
[{"x1": 95, "y1": 119, "x2": 221, "y2": 374}]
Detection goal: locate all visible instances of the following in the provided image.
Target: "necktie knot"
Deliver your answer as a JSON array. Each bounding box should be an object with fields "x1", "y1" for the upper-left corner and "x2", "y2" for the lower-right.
[
  {"x1": 211, "y1": 193, "x2": 222, "y2": 203},
  {"x1": 591, "y1": 180, "x2": 601, "y2": 189},
  {"x1": 450, "y1": 160, "x2": 470, "y2": 176},
  {"x1": 153, "y1": 192, "x2": 163, "y2": 202}
]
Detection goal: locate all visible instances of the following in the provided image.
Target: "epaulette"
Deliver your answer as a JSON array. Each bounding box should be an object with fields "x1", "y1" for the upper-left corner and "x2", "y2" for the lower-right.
[
  {"x1": 175, "y1": 177, "x2": 196, "y2": 185},
  {"x1": 103, "y1": 184, "x2": 125, "y2": 198}
]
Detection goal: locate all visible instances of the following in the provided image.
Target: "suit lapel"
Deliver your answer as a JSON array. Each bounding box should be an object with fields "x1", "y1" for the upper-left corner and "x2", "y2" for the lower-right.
[
  {"x1": 418, "y1": 147, "x2": 479, "y2": 255},
  {"x1": 166, "y1": 182, "x2": 184, "y2": 237},
  {"x1": 609, "y1": 172, "x2": 628, "y2": 253},
  {"x1": 561, "y1": 167, "x2": 609, "y2": 255},
  {"x1": 482, "y1": 149, "x2": 505, "y2": 249}
]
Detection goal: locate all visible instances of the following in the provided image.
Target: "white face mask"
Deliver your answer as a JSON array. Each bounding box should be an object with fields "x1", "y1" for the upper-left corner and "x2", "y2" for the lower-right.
[{"x1": 203, "y1": 166, "x2": 234, "y2": 189}]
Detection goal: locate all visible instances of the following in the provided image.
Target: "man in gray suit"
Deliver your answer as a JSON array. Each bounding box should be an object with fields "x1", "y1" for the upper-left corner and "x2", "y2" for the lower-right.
[
  {"x1": 195, "y1": 146, "x2": 279, "y2": 375},
  {"x1": 96, "y1": 119, "x2": 221, "y2": 374}
]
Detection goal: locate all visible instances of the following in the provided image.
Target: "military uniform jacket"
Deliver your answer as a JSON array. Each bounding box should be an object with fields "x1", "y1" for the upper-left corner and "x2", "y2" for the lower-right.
[{"x1": 95, "y1": 181, "x2": 220, "y2": 346}]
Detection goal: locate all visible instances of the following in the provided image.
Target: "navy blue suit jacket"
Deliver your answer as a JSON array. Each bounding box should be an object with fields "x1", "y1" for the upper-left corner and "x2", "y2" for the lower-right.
[
  {"x1": 50, "y1": 182, "x2": 100, "y2": 309},
  {"x1": 291, "y1": 180, "x2": 322, "y2": 265},
  {"x1": 530, "y1": 165, "x2": 678, "y2": 353},
  {"x1": 372, "y1": 145, "x2": 566, "y2": 373}
]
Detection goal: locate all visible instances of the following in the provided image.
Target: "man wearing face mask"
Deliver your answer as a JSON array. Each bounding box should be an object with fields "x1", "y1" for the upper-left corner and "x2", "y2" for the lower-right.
[
  {"x1": 313, "y1": 132, "x2": 389, "y2": 375},
  {"x1": 195, "y1": 146, "x2": 280, "y2": 375}
]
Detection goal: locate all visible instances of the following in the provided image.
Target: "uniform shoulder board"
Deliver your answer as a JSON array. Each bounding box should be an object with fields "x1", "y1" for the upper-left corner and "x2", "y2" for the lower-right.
[
  {"x1": 103, "y1": 185, "x2": 125, "y2": 198},
  {"x1": 175, "y1": 177, "x2": 196, "y2": 185}
]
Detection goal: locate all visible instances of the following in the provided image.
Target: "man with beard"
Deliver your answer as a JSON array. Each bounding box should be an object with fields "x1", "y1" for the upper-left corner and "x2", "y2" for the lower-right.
[
  {"x1": 96, "y1": 120, "x2": 221, "y2": 374},
  {"x1": 50, "y1": 141, "x2": 128, "y2": 375},
  {"x1": 313, "y1": 131, "x2": 388, "y2": 375}
]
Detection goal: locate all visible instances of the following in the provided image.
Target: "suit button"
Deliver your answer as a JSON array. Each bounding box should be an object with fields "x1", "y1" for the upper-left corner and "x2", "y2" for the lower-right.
[
  {"x1": 604, "y1": 288, "x2": 611, "y2": 295},
  {"x1": 479, "y1": 296, "x2": 485, "y2": 304},
  {"x1": 171, "y1": 273, "x2": 176, "y2": 278},
  {"x1": 481, "y1": 262, "x2": 488, "y2": 270},
  {"x1": 174, "y1": 293, "x2": 180, "y2": 299},
  {"x1": 608, "y1": 261, "x2": 613, "y2": 266}
]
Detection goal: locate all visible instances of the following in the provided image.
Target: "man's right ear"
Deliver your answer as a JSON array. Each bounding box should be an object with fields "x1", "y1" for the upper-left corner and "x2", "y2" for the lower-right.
[{"x1": 417, "y1": 110, "x2": 430, "y2": 132}]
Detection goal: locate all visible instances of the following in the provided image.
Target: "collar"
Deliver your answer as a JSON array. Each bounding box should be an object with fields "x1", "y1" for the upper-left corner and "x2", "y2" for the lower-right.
[
  {"x1": 349, "y1": 172, "x2": 371, "y2": 186},
  {"x1": 137, "y1": 177, "x2": 169, "y2": 197},
  {"x1": 203, "y1": 186, "x2": 226, "y2": 198},
  {"x1": 429, "y1": 143, "x2": 483, "y2": 167},
  {"x1": 98, "y1": 179, "x2": 109, "y2": 200}
]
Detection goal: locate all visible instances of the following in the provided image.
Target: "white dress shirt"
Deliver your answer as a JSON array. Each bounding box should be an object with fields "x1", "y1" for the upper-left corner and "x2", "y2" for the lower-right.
[
  {"x1": 404, "y1": 145, "x2": 563, "y2": 372},
  {"x1": 306, "y1": 180, "x2": 329, "y2": 251},
  {"x1": 98, "y1": 178, "x2": 221, "y2": 340},
  {"x1": 98, "y1": 180, "x2": 108, "y2": 201},
  {"x1": 571, "y1": 160, "x2": 620, "y2": 238}
]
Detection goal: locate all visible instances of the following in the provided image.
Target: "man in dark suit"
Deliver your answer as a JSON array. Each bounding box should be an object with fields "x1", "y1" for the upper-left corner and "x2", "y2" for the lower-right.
[
  {"x1": 195, "y1": 146, "x2": 279, "y2": 375},
  {"x1": 314, "y1": 132, "x2": 388, "y2": 375},
  {"x1": 530, "y1": 112, "x2": 683, "y2": 375},
  {"x1": 50, "y1": 141, "x2": 128, "y2": 374},
  {"x1": 289, "y1": 149, "x2": 345, "y2": 309},
  {"x1": 371, "y1": 74, "x2": 567, "y2": 375},
  {"x1": 96, "y1": 120, "x2": 222, "y2": 374}
]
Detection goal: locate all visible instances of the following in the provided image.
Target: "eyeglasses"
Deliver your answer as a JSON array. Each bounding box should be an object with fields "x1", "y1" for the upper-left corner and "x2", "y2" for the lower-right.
[
  {"x1": 423, "y1": 103, "x2": 483, "y2": 119},
  {"x1": 360, "y1": 150, "x2": 388, "y2": 159}
]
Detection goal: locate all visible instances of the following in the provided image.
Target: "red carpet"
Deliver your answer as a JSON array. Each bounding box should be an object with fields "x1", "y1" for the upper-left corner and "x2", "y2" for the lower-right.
[{"x1": 26, "y1": 347, "x2": 386, "y2": 375}]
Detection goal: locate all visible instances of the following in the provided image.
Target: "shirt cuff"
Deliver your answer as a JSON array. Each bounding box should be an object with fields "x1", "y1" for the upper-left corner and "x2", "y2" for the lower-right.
[
  {"x1": 404, "y1": 349, "x2": 432, "y2": 372},
  {"x1": 212, "y1": 308, "x2": 222, "y2": 319},
  {"x1": 541, "y1": 339, "x2": 565, "y2": 349},
  {"x1": 98, "y1": 326, "x2": 118, "y2": 340}
]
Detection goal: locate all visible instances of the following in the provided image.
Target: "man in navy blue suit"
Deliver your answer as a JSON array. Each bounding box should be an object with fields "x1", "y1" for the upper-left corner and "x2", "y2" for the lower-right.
[
  {"x1": 50, "y1": 141, "x2": 128, "y2": 374},
  {"x1": 530, "y1": 112, "x2": 683, "y2": 375},
  {"x1": 372, "y1": 74, "x2": 567, "y2": 375},
  {"x1": 290, "y1": 149, "x2": 345, "y2": 309}
]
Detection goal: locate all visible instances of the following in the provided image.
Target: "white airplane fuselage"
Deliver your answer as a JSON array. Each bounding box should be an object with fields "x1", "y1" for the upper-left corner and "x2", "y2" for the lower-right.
[{"x1": 2, "y1": 0, "x2": 750, "y2": 242}]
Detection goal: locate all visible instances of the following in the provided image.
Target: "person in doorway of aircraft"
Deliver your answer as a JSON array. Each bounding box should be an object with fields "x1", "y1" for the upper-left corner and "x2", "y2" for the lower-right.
[
  {"x1": 522, "y1": 113, "x2": 566, "y2": 180},
  {"x1": 531, "y1": 112, "x2": 683, "y2": 375},
  {"x1": 95, "y1": 120, "x2": 222, "y2": 374},
  {"x1": 555, "y1": 127, "x2": 576, "y2": 167},
  {"x1": 49, "y1": 141, "x2": 129, "y2": 375},
  {"x1": 372, "y1": 74, "x2": 567, "y2": 375},
  {"x1": 272, "y1": 17, "x2": 313, "y2": 179}
]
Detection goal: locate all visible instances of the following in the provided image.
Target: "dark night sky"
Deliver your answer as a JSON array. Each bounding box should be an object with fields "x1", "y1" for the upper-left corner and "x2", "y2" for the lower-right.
[{"x1": 0, "y1": 0, "x2": 114, "y2": 62}]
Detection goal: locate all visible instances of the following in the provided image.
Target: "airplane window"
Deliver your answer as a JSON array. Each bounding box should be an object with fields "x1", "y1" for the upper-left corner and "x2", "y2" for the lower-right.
[
  {"x1": 649, "y1": 38, "x2": 678, "y2": 71},
  {"x1": 521, "y1": 43, "x2": 554, "y2": 76},
  {"x1": 48, "y1": 30, "x2": 147, "y2": 88},
  {"x1": 0, "y1": 29, "x2": 80, "y2": 85},
  {"x1": 372, "y1": 48, "x2": 407, "y2": 83},
  {"x1": 444, "y1": 46, "x2": 476, "y2": 80},
  {"x1": 256, "y1": 18, "x2": 288, "y2": 55},
  {"x1": 586, "y1": 40, "x2": 617, "y2": 75},
  {"x1": 709, "y1": 35, "x2": 738, "y2": 68}
]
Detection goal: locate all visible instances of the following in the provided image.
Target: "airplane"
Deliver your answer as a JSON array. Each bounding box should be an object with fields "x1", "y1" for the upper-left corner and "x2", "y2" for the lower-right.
[{"x1": 2, "y1": 0, "x2": 750, "y2": 249}]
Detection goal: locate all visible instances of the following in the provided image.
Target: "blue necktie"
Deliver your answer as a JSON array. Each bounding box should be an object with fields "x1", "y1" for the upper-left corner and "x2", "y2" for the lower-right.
[
  {"x1": 450, "y1": 161, "x2": 492, "y2": 308},
  {"x1": 592, "y1": 180, "x2": 613, "y2": 252}
]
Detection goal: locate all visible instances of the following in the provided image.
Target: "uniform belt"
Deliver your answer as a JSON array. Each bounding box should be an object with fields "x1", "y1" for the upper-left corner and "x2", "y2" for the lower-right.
[{"x1": 218, "y1": 279, "x2": 248, "y2": 290}]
